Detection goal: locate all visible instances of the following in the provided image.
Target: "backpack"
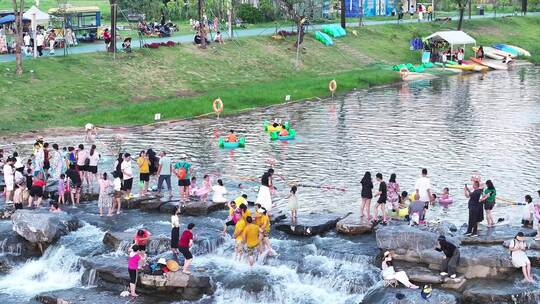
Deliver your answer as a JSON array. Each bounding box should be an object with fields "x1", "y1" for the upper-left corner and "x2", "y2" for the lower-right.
[{"x1": 176, "y1": 166, "x2": 187, "y2": 180}]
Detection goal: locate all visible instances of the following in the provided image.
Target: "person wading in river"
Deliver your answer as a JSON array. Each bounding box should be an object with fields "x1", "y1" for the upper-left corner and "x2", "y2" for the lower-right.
[{"x1": 255, "y1": 168, "x2": 274, "y2": 212}]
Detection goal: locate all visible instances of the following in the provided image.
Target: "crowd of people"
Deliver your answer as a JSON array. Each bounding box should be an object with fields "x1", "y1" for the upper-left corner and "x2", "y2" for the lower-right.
[
  {"x1": 364, "y1": 168, "x2": 540, "y2": 286},
  {"x1": 2, "y1": 131, "x2": 540, "y2": 296}
]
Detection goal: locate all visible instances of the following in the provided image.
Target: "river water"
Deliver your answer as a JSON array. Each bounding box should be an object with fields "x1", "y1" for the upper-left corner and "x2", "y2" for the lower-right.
[{"x1": 0, "y1": 65, "x2": 539, "y2": 303}]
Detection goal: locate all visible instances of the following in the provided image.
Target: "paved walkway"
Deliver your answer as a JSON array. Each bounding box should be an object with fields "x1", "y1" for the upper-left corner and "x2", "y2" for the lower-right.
[{"x1": 0, "y1": 12, "x2": 535, "y2": 63}]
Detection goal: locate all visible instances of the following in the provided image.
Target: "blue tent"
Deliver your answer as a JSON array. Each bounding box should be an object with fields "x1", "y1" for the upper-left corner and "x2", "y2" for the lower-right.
[{"x1": 0, "y1": 14, "x2": 30, "y2": 24}]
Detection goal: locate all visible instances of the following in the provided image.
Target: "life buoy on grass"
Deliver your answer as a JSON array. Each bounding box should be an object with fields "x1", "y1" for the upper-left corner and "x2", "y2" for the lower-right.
[
  {"x1": 328, "y1": 80, "x2": 337, "y2": 93},
  {"x1": 213, "y1": 98, "x2": 223, "y2": 113},
  {"x1": 399, "y1": 67, "x2": 409, "y2": 80}
]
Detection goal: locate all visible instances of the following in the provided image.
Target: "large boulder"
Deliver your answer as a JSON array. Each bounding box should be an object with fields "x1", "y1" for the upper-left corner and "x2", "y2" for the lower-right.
[
  {"x1": 139, "y1": 271, "x2": 214, "y2": 300},
  {"x1": 336, "y1": 213, "x2": 373, "y2": 235},
  {"x1": 11, "y1": 210, "x2": 80, "y2": 247},
  {"x1": 102, "y1": 231, "x2": 170, "y2": 255},
  {"x1": 460, "y1": 224, "x2": 537, "y2": 245},
  {"x1": 275, "y1": 213, "x2": 349, "y2": 236},
  {"x1": 81, "y1": 255, "x2": 214, "y2": 300},
  {"x1": 375, "y1": 223, "x2": 519, "y2": 279},
  {"x1": 462, "y1": 278, "x2": 540, "y2": 304},
  {"x1": 103, "y1": 231, "x2": 225, "y2": 256},
  {"x1": 361, "y1": 286, "x2": 460, "y2": 304},
  {"x1": 376, "y1": 222, "x2": 460, "y2": 252}
]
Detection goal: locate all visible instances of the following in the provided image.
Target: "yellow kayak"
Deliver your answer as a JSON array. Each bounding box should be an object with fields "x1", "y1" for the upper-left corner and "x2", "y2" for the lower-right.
[{"x1": 446, "y1": 64, "x2": 476, "y2": 71}]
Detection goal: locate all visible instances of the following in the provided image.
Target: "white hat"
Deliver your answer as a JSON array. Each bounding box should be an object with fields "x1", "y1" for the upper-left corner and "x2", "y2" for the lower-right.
[
  {"x1": 383, "y1": 251, "x2": 391, "y2": 257},
  {"x1": 85, "y1": 123, "x2": 94, "y2": 130},
  {"x1": 157, "y1": 258, "x2": 167, "y2": 265},
  {"x1": 258, "y1": 207, "x2": 267, "y2": 214},
  {"x1": 180, "y1": 153, "x2": 188, "y2": 159}
]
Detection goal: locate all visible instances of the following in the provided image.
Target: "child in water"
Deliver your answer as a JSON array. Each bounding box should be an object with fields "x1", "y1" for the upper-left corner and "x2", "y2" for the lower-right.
[
  {"x1": 286, "y1": 185, "x2": 298, "y2": 222},
  {"x1": 189, "y1": 176, "x2": 199, "y2": 196},
  {"x1": 398, "y1": 191, "x2": 410, "y2": 218},
  {"x1": 58, "y1": 173, "x2": 66, "y2": 204},
  {"x1": 226, "y1": 130, "x2": 238, "y2": 142},
  {"x1": 439, "y1": 187, "x2": 453, "y2": 209}
]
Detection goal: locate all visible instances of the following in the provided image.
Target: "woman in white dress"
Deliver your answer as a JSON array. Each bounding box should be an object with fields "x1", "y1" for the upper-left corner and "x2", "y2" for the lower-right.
[
  {"x1": 381, "y1": 251, "x2": 419, "y2": 289},
  {"x1": 509, "y1": 232, "x2": 534, "y2": 283},
  {"x1": 255, "y1": 168, "x2": 274, "y2": 212}
]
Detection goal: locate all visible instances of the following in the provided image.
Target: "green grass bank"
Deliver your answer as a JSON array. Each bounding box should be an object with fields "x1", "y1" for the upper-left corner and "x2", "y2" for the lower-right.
[{"x1": 1, "y1": 15, "x2": 539, "y2": 134}]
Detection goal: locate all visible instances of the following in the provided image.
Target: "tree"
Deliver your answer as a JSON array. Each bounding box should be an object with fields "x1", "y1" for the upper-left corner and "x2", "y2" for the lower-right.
[
  {"x1": 455, "y1": 0, "x2": 470, "y2": 30},
  {"x1": 12, "y1": 0, "x2": 24, "y2": 75},
  {"x1": 276, "y1": 0, "x2": 306, "y2": 47},
  {"x1": 109, "y1": 0, "x2": 117, "y2": 52},
  {"x1": 340, "y1": 0, "x2": 346, "y2": 28}
]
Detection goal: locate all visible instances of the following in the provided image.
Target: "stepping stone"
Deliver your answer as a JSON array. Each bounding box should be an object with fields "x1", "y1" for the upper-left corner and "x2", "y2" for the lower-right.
[
  {"x1": 182, "y1": 200, "x2": 226, "y2": 215},
  {"x1": 336, "y1": 213, "x2": 373, "y2": 235},
  {"x1": 275, "y1": 213, "x2": 348, "y2": 236}
]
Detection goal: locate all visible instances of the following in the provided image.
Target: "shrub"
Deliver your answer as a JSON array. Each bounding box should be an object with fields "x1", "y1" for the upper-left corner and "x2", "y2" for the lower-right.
[{"x1": 237, "y1": 4, "x2": 264, "y2": 24}]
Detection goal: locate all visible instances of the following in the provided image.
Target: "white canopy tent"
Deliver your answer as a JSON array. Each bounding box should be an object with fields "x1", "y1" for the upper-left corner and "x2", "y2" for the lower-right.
[
  {"x1": 425, "y1": 30, "x2": 476, "y2": 53},
  {"x1": 424, "y1": 30, "x2": 476, "y2": 61},
  {"x1": 23, "y1": 5, "x2": 49, "y2": 25}
]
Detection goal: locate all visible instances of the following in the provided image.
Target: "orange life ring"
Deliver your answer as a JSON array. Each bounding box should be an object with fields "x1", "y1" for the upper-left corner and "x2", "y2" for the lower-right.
[
  {"x1": 328, "y1": 80, "x2": 337, "y2": 93},
  {"x1": 213, "y1": 98, "x2": 223, "y2": 113},
  {"x1": 399, "y1": 67, "x2": 409, "y2": 80}
]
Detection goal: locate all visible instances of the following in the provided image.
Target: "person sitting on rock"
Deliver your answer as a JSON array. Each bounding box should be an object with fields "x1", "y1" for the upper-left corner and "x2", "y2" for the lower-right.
[
  {"x1": 381, "y1": 251, "x2": 419, "y2": 289},
  {"x1": 509, "y1": 232, "x2": 534, "y2": 283},
  {"x1": 436, "y1": 235, "x2": 460, "y2": 279}
]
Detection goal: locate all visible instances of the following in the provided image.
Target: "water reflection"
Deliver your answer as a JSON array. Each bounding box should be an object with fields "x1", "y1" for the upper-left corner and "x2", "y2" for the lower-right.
[{"x1": 7, "y1": 66, "x2": 540, "y2": 224}]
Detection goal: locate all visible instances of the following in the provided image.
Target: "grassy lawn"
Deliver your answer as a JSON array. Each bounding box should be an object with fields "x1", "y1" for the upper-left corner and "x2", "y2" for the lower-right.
[{"x1": 0, "y1": 15, "x2": 538, "y2": 134}]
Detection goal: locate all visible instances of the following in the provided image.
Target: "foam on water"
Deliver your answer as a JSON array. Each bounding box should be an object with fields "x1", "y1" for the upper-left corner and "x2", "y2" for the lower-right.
[{"x1": 0, "y1": 223, "x2": 105, "y2": 298}]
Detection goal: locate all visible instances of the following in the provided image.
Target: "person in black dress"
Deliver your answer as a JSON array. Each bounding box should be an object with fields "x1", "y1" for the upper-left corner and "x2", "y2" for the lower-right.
[
  {"x1": 374, "y1": 173, "x2": 388, "y2": 224},
  {"x1": 464, "y1": 181, "x2": 484, "y2": 236},
  {"x1": 360, "y1": 171, "x2": 373, "y2": 220}
]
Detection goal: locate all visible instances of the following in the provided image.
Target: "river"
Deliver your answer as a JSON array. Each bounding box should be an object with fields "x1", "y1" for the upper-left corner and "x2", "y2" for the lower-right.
[{"x1": 0, "y1": 65, "x2": 539, "y2": 303}]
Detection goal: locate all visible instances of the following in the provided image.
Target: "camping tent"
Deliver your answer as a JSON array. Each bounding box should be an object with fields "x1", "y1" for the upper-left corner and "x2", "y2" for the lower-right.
[{"x1": 23, "y1": 6, "x2": 50, "y2": 26}]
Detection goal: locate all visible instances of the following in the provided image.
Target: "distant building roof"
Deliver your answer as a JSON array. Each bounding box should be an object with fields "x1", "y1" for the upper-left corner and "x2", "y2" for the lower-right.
[{"x1": 48, "y1": 6, "x2": 100, "y2": 15}]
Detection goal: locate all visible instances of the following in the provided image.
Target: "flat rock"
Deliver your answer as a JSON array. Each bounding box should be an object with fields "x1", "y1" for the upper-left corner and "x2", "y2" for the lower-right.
[
  {"x1": 376, "y1": 222, "x2": 461, "y2": 252},
  {"x1": 275, "y1": 213, "x2": 348, "y2": 236},
  {"x1": 361, "y1": 286, "x2": 459, "y2": 304},
  {"x1": 182, "y1": 201, "x2": 226, "y2": 215},
  {"x1": 463, "y1": 278, "x2": 540, "y2": 304},
  {"x1": 460, "y1": 224, "x2": 537, "y2": 245},
  {"x1": 336, "y1": 213, "x2": 373, "y2": 235},
  {"x1": 11, "y1": 210, "x2": 80, "y2": 246},
  {"x1": 121, "y1": 195, "x2": 161, "y2": 209},
  {"x1": 35, "y1": 288, "x2": 128, "y2": 304},
  {"x1": 102, "y1": 231, "x2": 170, "y2": 255},
  {"x1": 376, "y1": 223, "x2": 521, "y2": 279}
]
